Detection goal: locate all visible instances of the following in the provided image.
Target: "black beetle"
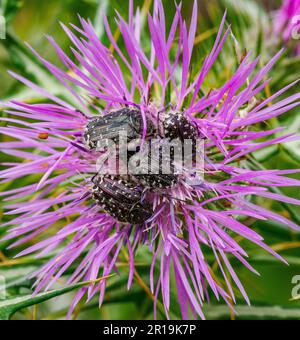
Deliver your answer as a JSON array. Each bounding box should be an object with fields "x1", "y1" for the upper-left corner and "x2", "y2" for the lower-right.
[
  {"x1": 92, "y1": 174, "x2": 153, "y2": 224},
  {"x1": 84, "y1": 108, "x2": 155, "y2": 150},
  {"x1": 163, "y1": 111, "x2": 199, "y2": 142},
  {"x1": 130, "y1": 142, "x2": 179, "y2": 190},
  {"x1": 135, "y1": 172, "x2": 179, "y2": 190},
  {"x1": 163, "y1": 111, "x2": 201, "y2": 170}
]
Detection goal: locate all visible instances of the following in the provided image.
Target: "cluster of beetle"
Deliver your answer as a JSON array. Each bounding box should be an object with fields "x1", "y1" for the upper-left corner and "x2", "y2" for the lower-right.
[{"x1": 83, "y1": 107, "x2": 200, "y2": 225}]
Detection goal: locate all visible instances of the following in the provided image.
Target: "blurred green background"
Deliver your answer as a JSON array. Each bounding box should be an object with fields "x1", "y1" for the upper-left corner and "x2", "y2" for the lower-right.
[{"x1": 0, "y1": 0, "x2": 300, "y2": 320}]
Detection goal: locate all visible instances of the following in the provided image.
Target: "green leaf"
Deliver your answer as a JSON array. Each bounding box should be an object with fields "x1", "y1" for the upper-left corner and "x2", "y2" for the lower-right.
[
  {"x1": 0, "y1": 267, "x2": 36, "y2": 295},
  {"x1": 203, "y1": 304, "x2": 300, "y2": 320},
  {"x1": 247, "y1": 155, "x2": 300, "y2": 226},
  {"x1": 0, "y1": 275, "x2": 114, "y2": 320},
  {"x1": 92, "y1": 0, "x2": 109, "y2": 38},
  {"x1": 2, "y1": 31, "x2": 77, "y2": 105},
  {"x1": 248, "y1": 255, "x2": 300, "y2": 266},
  {"x1": 0, "y1": 0, "x2": 22, "y2": 24},
  {"x1": 211, "y1": 0, "x2": 269, "y2": 55},
  {"x1": 282, "y1": 114, "x2": 300, "y2": 164}
]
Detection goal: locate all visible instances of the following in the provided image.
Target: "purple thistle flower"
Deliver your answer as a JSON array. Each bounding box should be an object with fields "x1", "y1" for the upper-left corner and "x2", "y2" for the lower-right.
[
  {"x1": 1, "y1": 0, "x2": 300, "y2": 319},
  {"x1": 274, "y1": 0, "x2": 300, "y2": 55}
]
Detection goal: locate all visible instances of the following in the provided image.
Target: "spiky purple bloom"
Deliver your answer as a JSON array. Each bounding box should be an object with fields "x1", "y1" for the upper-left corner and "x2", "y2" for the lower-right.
[
  {"x1": 274, "y1": 0, "x2": 300, "y2": 55},
  {"x1": 1, "y1": 1, "x2": 300, "y2": 319}
]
